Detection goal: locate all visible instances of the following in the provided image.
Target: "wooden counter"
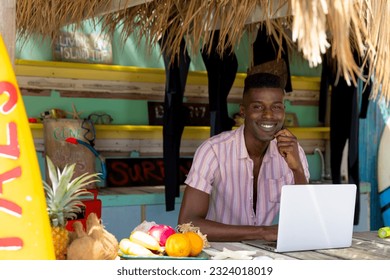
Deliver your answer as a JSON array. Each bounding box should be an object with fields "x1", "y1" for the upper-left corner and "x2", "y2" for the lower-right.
[{"x1": 207, "y1": 231, "x2": 390, "y2": 260}]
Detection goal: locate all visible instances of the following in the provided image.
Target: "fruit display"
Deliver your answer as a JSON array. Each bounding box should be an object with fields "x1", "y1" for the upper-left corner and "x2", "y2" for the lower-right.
[
  {"x1": 118, "y1": 222, "x2": 209, "y2": 258},
  {"x1": 43, "y1": 156, "x2": 100, "y2": 260}
]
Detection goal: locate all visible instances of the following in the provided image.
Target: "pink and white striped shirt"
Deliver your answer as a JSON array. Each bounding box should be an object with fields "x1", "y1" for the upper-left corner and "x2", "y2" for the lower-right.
[{"x1": 184, "y1": 125, "x2": 310, "y2": 226}]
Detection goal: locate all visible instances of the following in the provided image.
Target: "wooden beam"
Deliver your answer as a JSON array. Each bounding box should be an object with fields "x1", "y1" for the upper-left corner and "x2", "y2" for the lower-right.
[
  {"x1": 96, "y1": 0, "x2": 153, "y2": 16},
  {"x1": 0, "y1": 0, "x2": 16, "y2": 65},
  {"x1": 245, "y1": 1, "x2": 290, "y2": 24}
]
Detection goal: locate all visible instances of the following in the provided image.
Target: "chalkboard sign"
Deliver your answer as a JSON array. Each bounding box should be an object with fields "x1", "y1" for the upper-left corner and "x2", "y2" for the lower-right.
[
  {"x1": 148, "y1": 101, "x2": 210, "y2": 126},
  {"x1": 106, "y1": 158, "x2": 193, "y2": 187}
]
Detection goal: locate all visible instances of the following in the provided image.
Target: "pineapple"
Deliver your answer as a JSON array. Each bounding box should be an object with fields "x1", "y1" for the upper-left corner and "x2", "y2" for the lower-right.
[{"x1": 43, "y1": 156, "x2": 100, "y2": 260}]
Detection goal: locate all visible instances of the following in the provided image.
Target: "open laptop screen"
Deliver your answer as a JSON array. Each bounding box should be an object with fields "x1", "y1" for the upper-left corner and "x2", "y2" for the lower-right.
[{"x1": 243, "y1": 184, "x2": 357, "y2": 253}]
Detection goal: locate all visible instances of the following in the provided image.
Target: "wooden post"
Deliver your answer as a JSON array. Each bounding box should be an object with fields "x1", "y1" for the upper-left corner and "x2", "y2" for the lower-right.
[{"x1": 0, "y1": 0, "x2": 16, "y2": 66}]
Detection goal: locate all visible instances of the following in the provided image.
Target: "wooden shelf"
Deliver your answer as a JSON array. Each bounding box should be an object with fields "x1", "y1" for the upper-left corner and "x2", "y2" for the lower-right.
[
  {"x1": 16, "y1": 59, "x2": 320, "y2": 89},
  {"x1": 30, "y1": 123, "x2": 329, "y2": 140},
  {"x1": 16, "y1": 59, "x2": 321, "y2": 104},
  {"x1": 31, "y1": 123, "x2": 329, "y2": 156}
]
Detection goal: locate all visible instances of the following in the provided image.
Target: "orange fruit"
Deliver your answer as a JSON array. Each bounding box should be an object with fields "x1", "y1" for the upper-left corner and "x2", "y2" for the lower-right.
[
  {"x1": 165, "y1": 233, "x2": 191, "y2": 257},
  {"x1": 184, "y1": 232, "x2": 204, "y2": 257}
]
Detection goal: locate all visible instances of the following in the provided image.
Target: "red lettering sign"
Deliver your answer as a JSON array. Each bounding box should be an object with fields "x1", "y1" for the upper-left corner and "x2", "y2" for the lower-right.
[
  {"x1": 0, "y1": 237, "x2": 23, "y2": 251},
  {"x1": 0, "y1": 167, "x2": 22, "y2": 194},
  {"x1": 106, "y1": 158, "x2": 193, "y2": 187},
  {"x1": 0, "y1": 81, "x2": 18, "y2": 114},
  {"x1": 0, "y1": 198, "x2": 22, "y2": 217},
  {"x1": 0, "y1": 80, "x2": 23, "y2": 251},
  {"x1": 0, "y1": 122, "x2": 20, "y2": 159}
]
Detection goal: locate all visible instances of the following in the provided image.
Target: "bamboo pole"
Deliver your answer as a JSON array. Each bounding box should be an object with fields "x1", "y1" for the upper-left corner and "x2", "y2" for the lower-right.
[{"x1": 0, "y1": 0, "x2": 16, "y2": 66}]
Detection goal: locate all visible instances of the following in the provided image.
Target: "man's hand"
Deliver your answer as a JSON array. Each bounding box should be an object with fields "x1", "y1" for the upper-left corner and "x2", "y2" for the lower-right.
[
  {"x1": 274, "y1": 128, "x2": 302, "y2": 171},
  {"x1": 274, "y1": 128, "x2": 308, "y2": 184}
]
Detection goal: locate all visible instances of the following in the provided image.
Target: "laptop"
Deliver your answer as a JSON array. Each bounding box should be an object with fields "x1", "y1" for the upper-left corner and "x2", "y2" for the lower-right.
[{"x1": 242, "y1": 184, "x2": 357, "y2": 253}]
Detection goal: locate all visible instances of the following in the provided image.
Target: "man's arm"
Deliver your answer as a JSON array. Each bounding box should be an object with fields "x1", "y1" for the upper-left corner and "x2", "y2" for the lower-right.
[{"x1": 178, "y1": 186, "x2": 278, "y2": 242}]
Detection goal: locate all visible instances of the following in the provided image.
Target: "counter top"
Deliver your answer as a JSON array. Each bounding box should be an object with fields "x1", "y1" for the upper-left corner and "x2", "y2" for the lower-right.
[{"x1": 207, "y1": 231, "x2": 390, "y2": 260}]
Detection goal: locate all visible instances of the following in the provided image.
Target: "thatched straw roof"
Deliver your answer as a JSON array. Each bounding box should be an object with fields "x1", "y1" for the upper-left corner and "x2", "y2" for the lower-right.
[{"x1": 16, "y1": 0, "x2": 390, "y2": 103}]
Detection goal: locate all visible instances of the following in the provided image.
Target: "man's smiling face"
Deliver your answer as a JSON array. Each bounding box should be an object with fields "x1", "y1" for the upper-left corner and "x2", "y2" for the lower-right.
[{"x1": 240, "y1": 87, "x2": 285, "y2": 142}]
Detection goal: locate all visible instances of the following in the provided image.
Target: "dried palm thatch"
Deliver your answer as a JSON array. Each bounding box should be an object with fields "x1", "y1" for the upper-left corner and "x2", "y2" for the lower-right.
[
  {"x1": 102, "y1": 1, "x2": 292, "y2": 62},
  {"x1": 16, "y1": 0, "x2": 111, "y2": 42},
  {"x1": 15, "y1": 0, "x2": 390, "y2": 103}
]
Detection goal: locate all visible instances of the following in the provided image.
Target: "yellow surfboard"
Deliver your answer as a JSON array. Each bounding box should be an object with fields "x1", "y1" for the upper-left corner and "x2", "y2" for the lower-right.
[{"x1": 0, "y1": 35, "x2": 55, "y2": 259}]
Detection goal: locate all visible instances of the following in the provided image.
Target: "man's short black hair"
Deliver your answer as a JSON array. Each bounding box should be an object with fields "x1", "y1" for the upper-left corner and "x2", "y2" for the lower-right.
[{"x1": 243, "y1": 72, "x2": 283, "y2": 94}]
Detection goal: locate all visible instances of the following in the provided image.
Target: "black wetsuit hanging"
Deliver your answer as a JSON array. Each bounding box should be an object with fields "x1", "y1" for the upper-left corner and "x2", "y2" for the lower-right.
[
  {"x1": 201, "y1": 30, "x2": 238, "y2": 136},
  {"x1": 319, "y1": 49, "x2": 371, "y2": 225},
  {"x1": 159, "y1": 36, "x2": 191, "y2": 211}
]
